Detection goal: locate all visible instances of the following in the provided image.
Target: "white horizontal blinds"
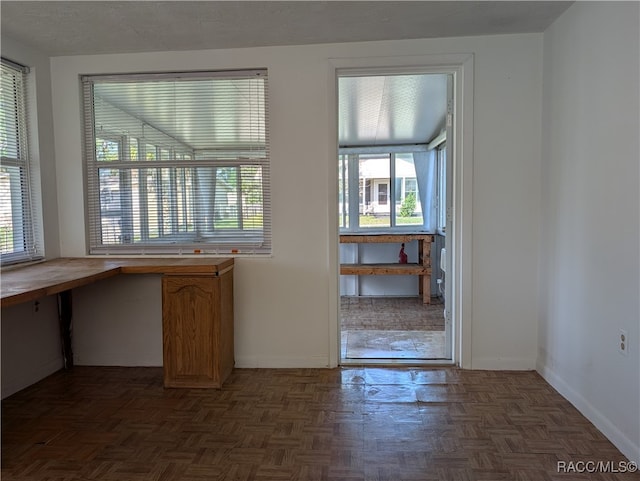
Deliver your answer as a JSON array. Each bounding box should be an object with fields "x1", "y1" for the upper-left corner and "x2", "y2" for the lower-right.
[
  {"x1": 83, "y1": 70, "x2": 271, "y2": 255},
  {"x1": 0, "y1": 59, "x2": 41, "y2": 265}
]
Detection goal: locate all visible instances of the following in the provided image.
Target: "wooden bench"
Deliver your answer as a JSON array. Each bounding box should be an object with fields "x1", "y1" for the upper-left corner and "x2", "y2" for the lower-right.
[{"x1": 339, "y1": 233, "x2": 434, "y2": 304}]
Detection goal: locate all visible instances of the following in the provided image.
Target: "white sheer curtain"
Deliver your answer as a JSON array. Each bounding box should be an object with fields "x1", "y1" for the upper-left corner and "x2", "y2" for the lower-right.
[{"x1": 413, "y1": 150, "x2": 438, "y2": 233}]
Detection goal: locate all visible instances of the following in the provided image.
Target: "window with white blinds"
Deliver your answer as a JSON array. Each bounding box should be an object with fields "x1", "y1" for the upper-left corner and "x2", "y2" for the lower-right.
[
  {"x1": 0, "y1": 58, "x2": 42, "y2": 265},
  {"x1": 82, "y1": 69, "x2": 271, "y2": 255}
]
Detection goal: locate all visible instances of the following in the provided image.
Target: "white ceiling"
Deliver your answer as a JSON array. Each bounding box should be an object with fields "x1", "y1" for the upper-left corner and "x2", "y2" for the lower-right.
[
  {"x1": 1, "y1": 1, "x2": 573, "y2": 57},
  {"x1": 339, "y1": 74, "x2": 449, "y2": 147}
]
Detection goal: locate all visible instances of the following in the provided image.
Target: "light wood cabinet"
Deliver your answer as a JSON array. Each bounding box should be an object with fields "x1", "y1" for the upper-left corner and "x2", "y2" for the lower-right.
[{"x1": 162, "y1": 266, "x2": 234, "y2": 388}]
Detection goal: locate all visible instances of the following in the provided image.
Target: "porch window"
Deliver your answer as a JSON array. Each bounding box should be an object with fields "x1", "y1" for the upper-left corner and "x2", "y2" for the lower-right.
[
  {"x1": 339, "y1": 152, "x2": 428, "y2": 231},
  {"x1": 82, "y1": 69, "x2": 271, "y2": 255},
  {"x1": 0, "y1": 59, "x2": 42, "y2": 265}
]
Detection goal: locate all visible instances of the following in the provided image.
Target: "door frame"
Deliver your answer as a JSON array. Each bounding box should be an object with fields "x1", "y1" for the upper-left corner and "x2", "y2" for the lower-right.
[{"x1": 327, "y1": 53, "x2": 474, "y2": 368}]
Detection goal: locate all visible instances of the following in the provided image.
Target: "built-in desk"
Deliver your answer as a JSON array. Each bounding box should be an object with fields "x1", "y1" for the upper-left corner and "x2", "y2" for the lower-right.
[
  {"x1": 340, "y1": 233, "x2": 433, "y2": 303},
  {"x1": 1, "y1": 258, "x2": 234, "y2": 388}
]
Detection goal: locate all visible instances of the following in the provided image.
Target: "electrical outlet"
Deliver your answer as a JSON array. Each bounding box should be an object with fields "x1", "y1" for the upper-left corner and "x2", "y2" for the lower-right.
[{"x1": 618, "y1": 329, "x2": 628, "y2": 356}]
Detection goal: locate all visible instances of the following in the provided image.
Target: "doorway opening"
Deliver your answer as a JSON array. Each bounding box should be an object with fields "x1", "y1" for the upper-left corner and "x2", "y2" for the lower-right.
[{"x1": 337, "y1": 70, "x2": 453, "y2": 364}]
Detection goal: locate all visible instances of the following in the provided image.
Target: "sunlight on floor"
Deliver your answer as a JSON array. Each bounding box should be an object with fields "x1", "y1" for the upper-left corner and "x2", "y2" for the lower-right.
[{"x1": 342, "y1": 329, "x2": 446, "y2": 359}]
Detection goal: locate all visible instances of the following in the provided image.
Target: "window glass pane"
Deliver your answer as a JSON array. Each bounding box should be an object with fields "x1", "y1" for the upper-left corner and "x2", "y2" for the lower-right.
[
  {"x1": 339, "y1": 150, "x2": 436, "y2": 232},
  {"x1": 240, "y1": 165, "x2": 264, "y2": 230},
  {"x1": 159, "y1": 168, "x2": 174, "y2": 234},
  {"x1": 145, "y1": 169, "x2": 160, "y2": 238},
  {"x1": 0, "y1": 86, "x2": 19, "y2": 159},
  {"x1": 0, "y1": 60, "x2": 41, "y2": 265},
  {"x1": 0, "y1": 166, "x2": 22, "y2": 253},
  {"x1": 438, "y1": 146, "x2": 447, "y2": 232},
  {"x1": 338, "y1": 154, "x2": 349, "y2": 229},
  {"x1": 99, "y1": 166, "x2": 196, "y2": 244},
  {"x1": 395, "y1": 153, "x2": 423, "y2": 227},
  {"x1": 377, "y1": 183, "x2": 388, "y2": 205},
  {"x1": 96, "y1": 137, "x2": 121, "y2": 161},
  {"x1": 394, "y1": 178, "x2": 402, "y2": 205},
  {"x1": 96, "y1": 164, "x2": 264, "y2": 246},
  {"x1": 175, "y1": 168, "x2": 193, "y2": 232},
  {"x1": 98, "y1": 168, "x2": 123, "y2": 243},
  {"x1": 213, "y1": 167, "x2": 239, "y2": 230},
  {"x1": 201, "y1": 165, "x2": 265, "y2": 231},
  {"x1": 145, "y1": 144, "x2": 157, "y2": 161},
  {"x1": 359, "y1": 154, "x2": 389, "y2": 228},
  {"x1": 129, "y1": 138, "x2": 139, "y2": 161}
]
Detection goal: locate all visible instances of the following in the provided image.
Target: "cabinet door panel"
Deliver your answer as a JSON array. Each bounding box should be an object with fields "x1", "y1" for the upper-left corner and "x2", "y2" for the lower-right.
[{"x1": 162, "y1": 276, "x2": 220, "y2": 387}]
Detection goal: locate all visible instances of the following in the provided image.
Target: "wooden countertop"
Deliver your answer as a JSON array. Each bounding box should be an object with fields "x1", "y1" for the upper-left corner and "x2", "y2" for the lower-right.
[{"x1": 0, "y1": 257, "x2": 234, "y2": 308}]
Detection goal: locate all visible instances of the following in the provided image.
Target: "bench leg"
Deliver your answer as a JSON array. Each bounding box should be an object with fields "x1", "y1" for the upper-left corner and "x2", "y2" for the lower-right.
[{"x1": 422, "y1": 275, "x2": 431, "y2": 304}]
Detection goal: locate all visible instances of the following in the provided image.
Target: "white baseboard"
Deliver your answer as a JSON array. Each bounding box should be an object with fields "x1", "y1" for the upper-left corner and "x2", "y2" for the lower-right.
[
  {"x1": 234, "y1": 356, "x2": 330, "y2": 369},
  {"x1": 471, "y1": 356, "x2": 536, "y2": 370},
  {"x1": 537, "y1": 360, "x2": 640, "y2": 462},
  {"x1": 75, "y1": 360, "x2": 163, "y2": 367}
]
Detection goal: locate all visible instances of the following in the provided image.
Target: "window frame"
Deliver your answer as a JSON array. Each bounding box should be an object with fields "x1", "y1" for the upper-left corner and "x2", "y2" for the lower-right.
[
  {"x1": 436, "y1": 145, "x2": 447, "y2": 235},
  {"x1": 338, "y1": 151, "x2": 425, "y2": 233},
  {"x1": 0, "y1": 58, "x2": 42, "y2": 266},
  {"x1": 82, "y1": 69, "x2": 271, "y2": 256}
]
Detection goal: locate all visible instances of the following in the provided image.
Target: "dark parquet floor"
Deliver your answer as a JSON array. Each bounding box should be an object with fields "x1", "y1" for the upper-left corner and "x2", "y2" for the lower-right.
[{"x1": 1, "y1": 366, "x2": 637, "y2": 481}]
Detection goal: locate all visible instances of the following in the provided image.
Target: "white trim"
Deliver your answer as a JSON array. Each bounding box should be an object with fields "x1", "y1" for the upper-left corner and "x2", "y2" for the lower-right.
[
  {"x1": 471, "y1": 357, "x2": 536, "y2": 370},
  {"x1": 454, "y1": 54, "x2": 474, "y2": 369},
  {"x1": 427, "y1": 130, "x2": 447, "y2": 150},
  {"x1": 537, "y1": 360, "x2": 640, "y2": 462},
  {"x1": 339, "y1": 144, "x2": 430, "y2": 154},
  {"x1": 327, "y1": 53, "x2": 474, "y2": 369},
  {"x1": 234, "y1": 356, "x2": 330, "y2": 369},
  {"x1": 341, "y1": 359, "x2": 456, "y2": 367},
  {"x1": 82, "y1": 69, "x2": 266, "y2": 82}
]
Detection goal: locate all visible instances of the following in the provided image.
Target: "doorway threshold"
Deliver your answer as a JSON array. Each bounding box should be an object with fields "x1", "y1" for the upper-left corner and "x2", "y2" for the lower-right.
[{"x1": 340, "y1": 358, "x2": 455, "y2": 367}]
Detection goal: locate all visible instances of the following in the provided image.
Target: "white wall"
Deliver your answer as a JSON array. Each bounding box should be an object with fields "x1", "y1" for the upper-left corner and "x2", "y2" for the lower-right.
[
  {"x1": 538, "y1": 2, "x2": 640, "y2": 461},
  {"x1": 1, "y1": 296, "x2": 61, "y2": 398},
  {"x1": 1, "y1": 33, "x2": 543, "y2": 386},
  {"x1": 1, "y1": 37, "x2": 62, "y2": 398},
  {"x1": 467, "y1": 35, "x2": 542, "y2": 369},
  {"x1": 73, "y1": 276, "x2": 163, "y2": 366},
  {"x1": 47, "y1": 34, "x2": 542, "y2": 371}
]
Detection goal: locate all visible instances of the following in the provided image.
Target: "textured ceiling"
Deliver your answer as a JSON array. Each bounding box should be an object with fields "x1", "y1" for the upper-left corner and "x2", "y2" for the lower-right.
[{"x1": 1, "y1": 1, "x2": 573, "y2": 56}]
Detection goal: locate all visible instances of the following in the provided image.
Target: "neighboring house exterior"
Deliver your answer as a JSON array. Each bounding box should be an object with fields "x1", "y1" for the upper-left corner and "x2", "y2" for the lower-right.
[{"x1": 358, "y1": 155, "x2": 421, "y2": 216}]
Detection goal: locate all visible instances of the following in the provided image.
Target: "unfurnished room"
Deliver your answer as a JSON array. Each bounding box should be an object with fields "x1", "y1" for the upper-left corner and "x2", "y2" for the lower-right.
[{"x1": 1, "y1": 1, "x2": 638, "y2": 480}]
